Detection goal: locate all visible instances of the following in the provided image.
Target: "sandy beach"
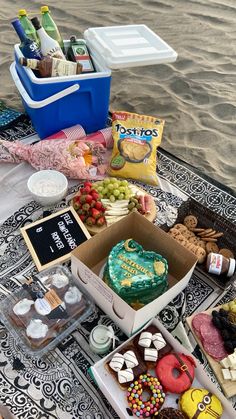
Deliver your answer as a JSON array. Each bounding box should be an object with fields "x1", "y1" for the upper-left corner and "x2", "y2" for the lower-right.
[{"x1": 0, "y1": 0, "x2": 235, "y2": 193}]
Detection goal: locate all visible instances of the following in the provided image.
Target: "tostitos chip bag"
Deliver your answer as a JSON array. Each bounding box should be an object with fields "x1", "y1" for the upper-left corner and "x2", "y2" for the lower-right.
[{"x1": 108, "y1": 111, "x2": 164, "y2": 185}]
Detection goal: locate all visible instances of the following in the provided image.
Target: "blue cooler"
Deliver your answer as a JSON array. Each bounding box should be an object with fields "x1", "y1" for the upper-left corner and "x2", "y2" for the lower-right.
[{"x1": 11, "y1": 25, "x2": 177, "y2": 139}]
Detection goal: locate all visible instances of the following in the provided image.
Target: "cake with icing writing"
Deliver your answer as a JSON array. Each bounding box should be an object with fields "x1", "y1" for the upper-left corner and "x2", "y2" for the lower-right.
[{"x1": 103, "y1": 239, "x2": 168, "y2": 309}]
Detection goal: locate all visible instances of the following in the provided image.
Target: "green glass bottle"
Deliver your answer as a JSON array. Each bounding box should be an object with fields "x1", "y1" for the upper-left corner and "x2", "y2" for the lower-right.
[
  {"x1": 18, "y1": 9, "x2": 39, "y2": 45},
  {"x1": 40, "y1": 5, "x2": 65, "y2": 53}
]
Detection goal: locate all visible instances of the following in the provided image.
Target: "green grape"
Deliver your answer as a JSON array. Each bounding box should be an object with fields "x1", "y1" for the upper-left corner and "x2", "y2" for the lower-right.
[
  {"x1": 107, "y1": 183, "x2": 114, "y2": 191},
  {"x1": 110, "y1": 195, "x2": 116, "y2": 202},
  {"x1": 97, "y1": 186, "x2": 103, "y2": 192},
  {"x1": 113, "y1": 189, "x2": 120, "y2": 197},
  {"x1": 102, "y1": 188, "x2": 108, "y2": 196},
  {"x1": 110, "y1": 177, "x2": 118, "y2": 183},
  {"x1": 103, "y1": 178, "x2": 110, "y2": 184},
  {"x1": 119, "y1": 186, "x2": 126, "y2": 193},
  {"x1": 118, "y1": 193, "x2": 125, "y2": 200},
  {"x1": 113, "y1": 182, "x2": 119, "y2": 189},
  {"x1": 125, "y1": 193, "x2": 131, "y2": 200},
  {"x1": 121, "y1": 180, "x2": 128, "y2": 186},
  {"x1": 124, "y1": 187, "x2": 131, "y2": 195}
]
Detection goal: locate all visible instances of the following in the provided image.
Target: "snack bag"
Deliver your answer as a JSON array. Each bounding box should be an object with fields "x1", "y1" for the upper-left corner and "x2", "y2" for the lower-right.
[{"x1": 108, "y1": 111, "x2": 164, "y2": 185}]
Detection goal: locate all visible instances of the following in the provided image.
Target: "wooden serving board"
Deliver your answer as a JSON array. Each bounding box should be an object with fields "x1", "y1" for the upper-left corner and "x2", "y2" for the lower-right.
[
  {"x1": 71, "y1": 187, "x2": 156, "y2": 236},
  {"x1": 186, "y1": 305, "x2": 236, "y2": 399}
]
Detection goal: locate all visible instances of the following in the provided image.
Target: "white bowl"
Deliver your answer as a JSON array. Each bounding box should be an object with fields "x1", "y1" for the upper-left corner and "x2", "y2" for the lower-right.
[{"x1": 27, "y1": 170, "x2": 68, "y2": 206}]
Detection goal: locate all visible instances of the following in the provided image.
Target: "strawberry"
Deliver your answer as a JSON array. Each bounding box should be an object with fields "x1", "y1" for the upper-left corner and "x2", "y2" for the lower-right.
[
  {"x1": 80, "y1": 185, "x2": 91, "y2": 194},
  {"x1": 86, "y1": 216, "x2": 96, "y2": 226},
  {"x1": 91, "y1": 192, "x2": 100, "y2": 201},
  {"x1": 95, "y1": 201, "x2": 103, "y2": 210},
  {"x1": 90, "y1": 200, "x2": 96, "y2": 208},
  {"x1": 82, "y1": 203, "x2": 90, "y2": 212},
  {"x1": 77, "y1": 209, "x2": 85, "y2": 215},
  {"x1": 79, "y1": 195, "x2": 86, "y2": 204},
  {"x1": 84, "y1": 182, "x2": 92, "y2": 188},
  {"x1": 96, "y1": 216, "x2": 106, "y2": 227},
  {"x1": 79, "y1": 214, "x2": 87, "y2": 222},
  {"x1": 90, "y1": 208, "x2": 101, "y2": 219},
  {"x1": 73, "y1": 194, "x2": 81, "y2": 202},
  {"x1": 100, "y1": 206, "x2": 106, "y2": 212},
  {"x1": 85, "y1": 194, "x2": 93, "y2": 204},
  {"x1": 73, "y1": 202, "x2": 81, "y2": 210},
  {"x1": 90, "y1": 189, "x2": 98, "y2": 195}
]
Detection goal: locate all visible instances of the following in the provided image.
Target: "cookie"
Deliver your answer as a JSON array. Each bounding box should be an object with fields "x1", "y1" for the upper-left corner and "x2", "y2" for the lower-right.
[
  {"x1": 110, "y1": 154, "x2": 126, "y2": 170},
  {"x1": 169, "y1": 228, "x2": 182, "y2": 239},
  {"x1": 198, "y1": 240, "x2": 206, "y2": 249},
  {"x1": 206, "y1": 242, "x2": 219, "y2": 254},
  {"x1": 183, "y1": 230, "x2": 195, "y2": 240},
  {"x1": 173, "y1": 223, "x2": 188, "y2": 233},
  {"x1": 183, "y1": 215, "x2": 198, "y2": 229},
  {"x1": 175, "y1": 234, "x2": 188, "y2": 247},
  {"x1": 189, "y1": 236, "x2": 199, "y2": 245},
  {"x1": 195, "y1": 246, "x2": 207, "y2": 264},
  {"x1": 219, "y1": 248, "x2": 234, "y2": 259}
]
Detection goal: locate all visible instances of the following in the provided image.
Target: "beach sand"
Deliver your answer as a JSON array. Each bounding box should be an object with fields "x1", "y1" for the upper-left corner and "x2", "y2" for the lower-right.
[{"x1": 0, "y1": 0, "x2": 235, "y2": 192}]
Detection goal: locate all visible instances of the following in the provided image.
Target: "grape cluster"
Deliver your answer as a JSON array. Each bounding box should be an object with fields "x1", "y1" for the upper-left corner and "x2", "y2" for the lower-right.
[{"x1": 93, "y1": 177, "x2": 132, "y2": 202}]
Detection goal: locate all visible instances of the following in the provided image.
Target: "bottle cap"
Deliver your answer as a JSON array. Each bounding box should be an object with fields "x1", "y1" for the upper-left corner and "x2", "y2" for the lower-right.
[
  {"x1": 227, "y1": 258, "x2": 236, "y2": 277},
  {"x1": 18, "y1": 9, "x2": 27, "y2": 16},
  {"x1": 31, "y1": 17, "x2": 41, "y2": 30},
  {"x1": 70, "y1": 35, "x2": 76, "y2": 43},
  {"x1": 41, "y1": 5, "x2": 49, "y2": 13}
]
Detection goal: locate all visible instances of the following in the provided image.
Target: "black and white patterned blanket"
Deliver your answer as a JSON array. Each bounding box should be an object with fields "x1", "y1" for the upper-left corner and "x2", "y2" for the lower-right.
[{"x1": 0, "y1": 144, "x2": 235, "y2": 417}]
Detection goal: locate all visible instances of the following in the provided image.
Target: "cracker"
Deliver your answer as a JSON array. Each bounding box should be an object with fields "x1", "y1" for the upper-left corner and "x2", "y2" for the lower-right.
[
  {"x1": 202, "y1": 237, "x2": 218, "y2": 242},
  {"x1": 198, "y1": 228, "x2": 213, "y2": 237},
  {"x1": 190, "y1": 228, "x2": 205, "y2": 232},
  {"x1": 211, "y1": 232, "x2": 224, "y2": 239}
]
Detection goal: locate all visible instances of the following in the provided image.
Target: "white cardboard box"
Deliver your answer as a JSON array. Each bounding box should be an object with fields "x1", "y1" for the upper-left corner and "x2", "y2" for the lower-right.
[
  {"x1": 71, "y1": 212, "x2": 197, "y2": 336},
  {"x1": 90, "y1": 318, "x2": 235, "y2": 419}
]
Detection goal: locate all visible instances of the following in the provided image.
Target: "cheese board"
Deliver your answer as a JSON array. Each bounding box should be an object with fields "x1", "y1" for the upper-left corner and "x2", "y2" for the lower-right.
[
  {"x1": 186, "y1": 303, "x2": 236, "y2": 399},
  {"x1": 70, "y1": 182, "x2": 157, "y2": 236}
]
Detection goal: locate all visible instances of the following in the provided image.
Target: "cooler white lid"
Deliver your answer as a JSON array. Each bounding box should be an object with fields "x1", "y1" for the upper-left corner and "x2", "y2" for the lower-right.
[{"x1": 84, "y1": 24, "x2": 177, "y2": 69}]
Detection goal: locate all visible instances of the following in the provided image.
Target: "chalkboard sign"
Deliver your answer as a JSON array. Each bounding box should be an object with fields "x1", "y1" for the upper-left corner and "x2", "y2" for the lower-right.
[{"x1": 21, "y1": 207, "x2": 91, "y2": 271}]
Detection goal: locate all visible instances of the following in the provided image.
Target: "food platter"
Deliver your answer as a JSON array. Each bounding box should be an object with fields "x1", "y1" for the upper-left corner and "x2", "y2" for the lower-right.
[
  {"x1": 71, "y1": 185, "x2": 157, "y2": 236},
  {"x1": 186, "y1": 305, "x2": 236, "y2": 399}
]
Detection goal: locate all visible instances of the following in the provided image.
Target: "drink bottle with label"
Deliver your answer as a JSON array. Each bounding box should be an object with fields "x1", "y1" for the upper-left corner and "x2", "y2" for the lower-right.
[
  {"x1": 31, "y1": 17, "x2": 66, "y2": 60},
  {"x1": 19, "y1": 56, "x2": 82, "y2": 78},
  {"x1": 66, "y1": 36, "x2": 95, "y2": 73},
  {"x1": 18, "y1": 9, "x2": 39, "y2": 45},
  {"x1": 11, "y1": 18, "x2": 42, "y2": 60},
  {"x1": 40, "y1": 5, "x2": 65, "y2": 53}
]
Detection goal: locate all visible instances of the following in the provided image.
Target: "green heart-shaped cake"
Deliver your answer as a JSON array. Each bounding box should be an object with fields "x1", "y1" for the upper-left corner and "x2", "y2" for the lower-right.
[{"x1": 103, "y1": 239, "x2": 168, "y2": 309}]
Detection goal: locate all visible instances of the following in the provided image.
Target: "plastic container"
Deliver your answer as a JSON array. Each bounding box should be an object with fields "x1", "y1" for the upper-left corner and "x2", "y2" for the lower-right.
[
  {"x1": 0, "y1": 265, "x2": 94, "y2": 357},
  {"x1": 27, "y1": 169, "x2": 68, "y2": 206},
  {"x1": 11, "y1": 25, "x2": 177, "y2": 139}
]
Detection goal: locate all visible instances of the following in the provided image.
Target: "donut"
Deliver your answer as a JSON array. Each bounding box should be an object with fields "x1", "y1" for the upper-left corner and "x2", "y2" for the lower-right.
[
  {"x1": 179, "y1": 388, "x2": 223, "y2": 418},
  {"x1": 158, "y1": 407, "x2": 186, "y2": 419},
  {"x1": 127, "y1": 373, "x2": 165, "y2": 417},
  {"x1": 155, "y1": 353, "x2": 196, "y2": 394}
]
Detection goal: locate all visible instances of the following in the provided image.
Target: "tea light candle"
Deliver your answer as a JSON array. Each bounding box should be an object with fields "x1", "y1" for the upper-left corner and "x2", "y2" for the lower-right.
[{"x1": 89, "y1": 325, "x2": 113, "y2": 355}]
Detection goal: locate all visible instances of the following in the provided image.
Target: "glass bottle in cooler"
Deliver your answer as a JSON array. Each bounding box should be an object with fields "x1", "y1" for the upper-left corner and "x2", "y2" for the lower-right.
[
  {"x1": 11, "y1": 18, "x2": 42, "y2": 60},
  {"x1": 19, "y1": 56, "x2": 82, "y2": 78},
  {"x1": 66, "y1": 36, "x2": 95, "y2": 73},
  {"x1": 40, "y1": 5, "x2": 65, "y2": 53},
  {"x1": 31, "y1": 17, "x2": 66, "y2": 60},
  {"x1": 18, "y1": 9, "x2": 39, "y2": 45}
]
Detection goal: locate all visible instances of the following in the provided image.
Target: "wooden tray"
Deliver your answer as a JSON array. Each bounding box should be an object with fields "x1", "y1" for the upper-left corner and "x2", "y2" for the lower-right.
[
  {"x1": 71, "y1": 187, "x2": 156, "y2": 236},
  {"x1": 186, "y1": 305, "x2": 236, "y2": 399}
]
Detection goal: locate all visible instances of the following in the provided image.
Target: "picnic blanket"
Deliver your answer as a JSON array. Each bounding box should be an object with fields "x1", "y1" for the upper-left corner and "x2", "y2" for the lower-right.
[{"x1": 0, "y1": 114, "x2": 235, "y2": 418}]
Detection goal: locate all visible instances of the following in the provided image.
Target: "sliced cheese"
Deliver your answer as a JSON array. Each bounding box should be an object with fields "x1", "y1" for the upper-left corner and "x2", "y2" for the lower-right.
[
  {"x1": 222, "y1": 368, "x2": 231, "y2": 380},
  {"x1": 220, "y1": 357, "x2": 231, "y2": 369}
]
